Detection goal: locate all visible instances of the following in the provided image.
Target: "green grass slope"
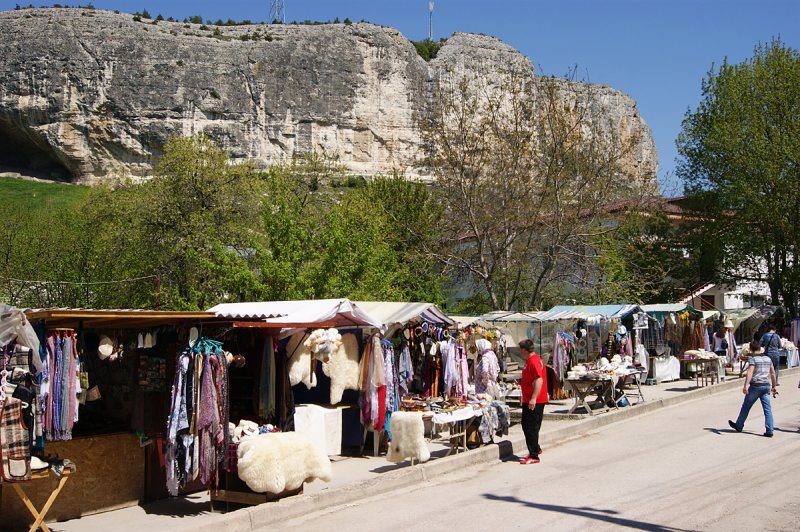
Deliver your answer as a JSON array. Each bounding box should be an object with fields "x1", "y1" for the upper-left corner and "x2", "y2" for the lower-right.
[{"x1": 0, "y1": 176, "x2": 90, "y2": 212}]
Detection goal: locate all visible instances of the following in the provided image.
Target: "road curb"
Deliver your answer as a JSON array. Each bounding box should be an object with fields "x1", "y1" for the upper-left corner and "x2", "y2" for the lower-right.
[{"x1": 179, "y1": 367, "x2": 800, "y2": 531}]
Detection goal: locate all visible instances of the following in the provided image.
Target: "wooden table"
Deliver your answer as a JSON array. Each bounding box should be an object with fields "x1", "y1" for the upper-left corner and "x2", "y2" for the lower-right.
[
  {"x1": 4, "y1": 468, "x2": 73, "y2": 532},
  {"x1": 565, "y1": 378, "x2": 615, "y2": 415}
]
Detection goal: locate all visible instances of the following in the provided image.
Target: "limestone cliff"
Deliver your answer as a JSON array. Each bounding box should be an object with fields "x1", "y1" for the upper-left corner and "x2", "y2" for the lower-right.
[{"x1": 0, "y1": 8, "x2": 657, "y2": 186}]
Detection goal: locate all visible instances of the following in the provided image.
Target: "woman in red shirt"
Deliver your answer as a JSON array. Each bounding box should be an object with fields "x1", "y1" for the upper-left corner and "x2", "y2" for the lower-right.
[{"x1": 519, "y1": 339, "x2": 548, "y2": 464}]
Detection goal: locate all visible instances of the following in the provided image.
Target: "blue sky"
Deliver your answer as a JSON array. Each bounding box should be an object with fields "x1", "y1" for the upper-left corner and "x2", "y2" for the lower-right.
[{"x1": 2, "y1": 1, "x2": 798, "y2": 194}]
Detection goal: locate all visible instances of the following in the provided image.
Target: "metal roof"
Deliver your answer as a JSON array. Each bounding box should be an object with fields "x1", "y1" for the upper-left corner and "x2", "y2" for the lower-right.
[
  {"x1": 534, "y1": 304, "x2": 642, "y2": 322},
  {"x1": 23, "y1": 308, "x2": 216, "y2": 329}
]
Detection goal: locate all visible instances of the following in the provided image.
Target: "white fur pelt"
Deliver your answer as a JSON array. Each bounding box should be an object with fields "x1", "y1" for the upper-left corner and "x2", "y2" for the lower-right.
[
  {"x1": 236, "y1": 432, "x2": 332, "y2": 493},
  {"x1": 386, "y1": 411, "x2": 430, "y2": 464},
  {"x1": 322, "y1": 333, "x2": 360, "y2": 404},
  {"x1": 287, "y1": 332, "x2": 316, "y2": 389},
  {"x1": 304, "y1": 328, "x2": 342, "y2": 363}
]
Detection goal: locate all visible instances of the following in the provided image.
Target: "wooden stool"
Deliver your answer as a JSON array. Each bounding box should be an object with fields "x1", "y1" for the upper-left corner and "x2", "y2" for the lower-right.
[{"x1": 7, "y1": 468, "x2": 73, "y2": 532}]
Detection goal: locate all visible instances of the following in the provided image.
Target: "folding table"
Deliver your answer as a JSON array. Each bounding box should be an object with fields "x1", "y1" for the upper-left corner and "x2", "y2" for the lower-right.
[{"x1": 4, "y1": 468, "x2": 73, "y2": 532}]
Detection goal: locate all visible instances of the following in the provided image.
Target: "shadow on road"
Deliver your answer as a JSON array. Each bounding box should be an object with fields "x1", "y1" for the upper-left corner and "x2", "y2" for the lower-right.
[
  {"x1": 481, "y1": 493, "x2": 692, "y2": 531},
  {"x1": 703, "y1": 427, "x2": 774, "y2": 437}
]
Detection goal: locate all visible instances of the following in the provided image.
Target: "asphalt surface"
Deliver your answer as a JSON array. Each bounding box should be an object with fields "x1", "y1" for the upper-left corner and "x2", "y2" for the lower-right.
[{"x1": 277, "y1": 379, "x2": 800, "y2": 532}]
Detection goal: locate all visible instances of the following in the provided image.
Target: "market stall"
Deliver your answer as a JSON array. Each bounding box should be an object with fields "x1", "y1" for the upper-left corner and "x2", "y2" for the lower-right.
[
  {"x1": 530, "y1": 304, "x2": 647, "y2": 399},
  {"x1": 1, "y1": 307, "x2": 224, "y2": 528},
  {"x1": 207, "y1": 299, "x2": 383, "y2": 501}
]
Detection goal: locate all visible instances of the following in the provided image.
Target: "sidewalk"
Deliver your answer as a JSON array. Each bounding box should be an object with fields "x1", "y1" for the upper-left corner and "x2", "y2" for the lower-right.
[{"x1": 49, "y1": 367, "x2": 799, "y2": 532}]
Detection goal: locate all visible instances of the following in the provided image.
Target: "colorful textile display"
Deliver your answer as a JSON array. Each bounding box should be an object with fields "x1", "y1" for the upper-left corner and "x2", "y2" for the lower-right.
[
  {"x1": 165, "y1": 338, "x2": 230, "y2": 496},
  {"x1": 359, "y1": 334, "x2": 386, "y2": 431},
  {"x1": 41, "y1": 331, "x2": 79, "y2": 441}
]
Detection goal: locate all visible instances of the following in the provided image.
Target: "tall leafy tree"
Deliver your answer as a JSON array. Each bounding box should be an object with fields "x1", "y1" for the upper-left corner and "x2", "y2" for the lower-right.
[
  {"x1": 677, "y1": 38, "x2": 800, "y2": 315},
  {"x1": 90, "y1": 134, "x2": 267, "y2": 310},
  {"x1": 421, "y1": 65, "x2": 652, "y2": 312},
  {"x1": 259, "y1": 157, "x2": 445, "y2": 302}
]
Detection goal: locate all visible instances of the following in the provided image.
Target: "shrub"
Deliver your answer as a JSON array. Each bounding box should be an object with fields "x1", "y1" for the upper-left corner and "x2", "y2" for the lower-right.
[{"x1": 209, "y1": 88, "x2": 221, "y2": 99}]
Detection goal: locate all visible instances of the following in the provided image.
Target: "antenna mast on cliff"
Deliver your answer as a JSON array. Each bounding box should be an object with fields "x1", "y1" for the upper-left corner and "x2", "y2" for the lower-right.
[
  {"x1": 270, "y1": 0, "x2": 285, "y2": 23},
  {"x1": 428, "y1": 1, "x2": 434, "y2": 40}
]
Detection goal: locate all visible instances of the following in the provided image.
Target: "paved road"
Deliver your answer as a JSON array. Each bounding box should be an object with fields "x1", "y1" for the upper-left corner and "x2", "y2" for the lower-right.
[{"x1": 277, "y1": 380, "x2": 800, "y2": 531}]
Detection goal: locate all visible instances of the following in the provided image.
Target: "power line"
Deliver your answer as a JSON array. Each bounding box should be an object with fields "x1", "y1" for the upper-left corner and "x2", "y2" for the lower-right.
[{"x1": 0, "y1": 275, "x2": 157, "y2": 287}]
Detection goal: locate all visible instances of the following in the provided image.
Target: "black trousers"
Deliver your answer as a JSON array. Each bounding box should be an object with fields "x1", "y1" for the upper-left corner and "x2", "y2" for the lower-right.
[{"x1": 521, "y1": 403, "x2": 544, "y2": 458}]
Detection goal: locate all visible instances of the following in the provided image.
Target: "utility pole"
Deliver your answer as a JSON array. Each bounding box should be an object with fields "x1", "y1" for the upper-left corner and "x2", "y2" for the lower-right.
[
  {"x1": 428, "y1": 1, "x2": 434, "y2": 41},
  {"x1": 270, "y1": 0, "x2": 285, "y2": 23}
]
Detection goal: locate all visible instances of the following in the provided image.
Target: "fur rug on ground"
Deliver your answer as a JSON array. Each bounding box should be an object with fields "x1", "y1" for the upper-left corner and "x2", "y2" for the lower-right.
[
  {"x1": 386, "y1": 411, "x2": 430, "y2": 464},
  {"x1": 286, "y1": 332, "x2": 316, "y2": 389},
  {"x1": 322, "y1": 333, "x2": 360, "y2": 404},
  {"x1": 236, "y1": 432, "x2": 332, "y2": 493}
]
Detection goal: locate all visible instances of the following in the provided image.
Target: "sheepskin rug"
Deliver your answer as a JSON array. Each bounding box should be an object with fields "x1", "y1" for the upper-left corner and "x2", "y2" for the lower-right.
[
  {"x1": 322, "y1": 333, "x2": 360, "y2": 404},
  {"x1": 286, "y1": 332, "x2": 316, "y2": 389},
  {"x1": 304, "y1": 328, "x2": 342, "y2": 363},
  {"x1": 236, "y1": 432, "x2": 332, "y2": 493},
  {"x1": 386, "y1": 411, "x2": 430, "y2": 464}
]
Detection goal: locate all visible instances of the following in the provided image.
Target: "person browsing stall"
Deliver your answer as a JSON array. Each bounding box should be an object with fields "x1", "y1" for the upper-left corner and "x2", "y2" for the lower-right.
[
  {"x1": 519, "y1": 339, "x2": 548, "y2": 464},
  {"x1": 759, "y1": 324, "x2": 782, "y2": 385}
]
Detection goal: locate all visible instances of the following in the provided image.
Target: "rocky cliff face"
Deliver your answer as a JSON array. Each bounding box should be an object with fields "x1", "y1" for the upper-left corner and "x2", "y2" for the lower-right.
[{"x1": 0, "y1": 8, "x2": 657, "y2": 186}]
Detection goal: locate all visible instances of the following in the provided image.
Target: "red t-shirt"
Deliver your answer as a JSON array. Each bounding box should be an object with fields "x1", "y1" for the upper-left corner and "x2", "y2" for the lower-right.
[{"x1": 521, "y1": 353, "x2": 548, "y2": 404}]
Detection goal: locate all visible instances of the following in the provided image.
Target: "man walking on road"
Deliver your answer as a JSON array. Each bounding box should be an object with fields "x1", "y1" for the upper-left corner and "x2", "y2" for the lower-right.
[
  {"x1": 729, "y1": 340, "x2": 777, "y2": 437},
  {"x1": 519, "y1": 339, "x2": 548, "y2": 464}
]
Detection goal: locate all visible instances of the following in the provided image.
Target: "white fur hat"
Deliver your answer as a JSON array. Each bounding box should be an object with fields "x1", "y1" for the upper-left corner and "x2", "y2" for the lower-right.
[{"x1": 98, "y1": 335, "x2": 114, "y2": 360}]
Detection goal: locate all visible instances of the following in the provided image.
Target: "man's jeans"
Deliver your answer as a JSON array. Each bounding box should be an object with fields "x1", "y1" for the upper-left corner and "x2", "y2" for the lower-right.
[
  {"x1": 733, "y1": 383, "x2": 774, "y2": 434},
  {"x1": 766, "y1": 351, "x2": 780, "y2": 383}
]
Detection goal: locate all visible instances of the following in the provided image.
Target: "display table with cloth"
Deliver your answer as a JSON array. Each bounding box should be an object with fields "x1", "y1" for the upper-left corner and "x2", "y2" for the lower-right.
[
  {"x1": 430, "y1": 406, "x2": 480, "y2": 454},
  {"x1": 2, "y1": 467, "x2": 74, "y2": 532},
  {"x1": 649, "y1": 355, "x2": 680, "y2": 383},
  {"x1": 678, "y1": 352, "x2": 722, "y2": 386},
  {"x1": 782, "y1": 347, "x2": 799, "y2": 368}
]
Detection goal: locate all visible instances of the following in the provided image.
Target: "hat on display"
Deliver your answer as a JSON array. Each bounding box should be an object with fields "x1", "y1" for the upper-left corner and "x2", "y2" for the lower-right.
[
  {"x1": 98, "y1": 335, "x2": 114, "y2": 360},
  {"x1": 617, "y1": 324, "x2": 627, "y2": 335},
  {"x1": 188, "y1": 327, "x2": 199, "y2": 347},
  {"x1": 724, "y1": 319, "x2": 734, "y2": 329}
]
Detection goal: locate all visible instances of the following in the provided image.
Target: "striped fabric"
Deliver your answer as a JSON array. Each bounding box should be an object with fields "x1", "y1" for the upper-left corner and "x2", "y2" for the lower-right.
[{"x1": 1, "y1": 396, "x2": 31, "y2": 481}]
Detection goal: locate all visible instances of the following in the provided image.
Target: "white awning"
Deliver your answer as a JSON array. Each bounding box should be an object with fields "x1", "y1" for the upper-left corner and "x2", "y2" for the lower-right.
[
  {"x1": 352, "y1": 301, "x2": 454, "y2": 334},
  {"x1": 208, "y1": 299, "x2": 383, "y2": 330}
]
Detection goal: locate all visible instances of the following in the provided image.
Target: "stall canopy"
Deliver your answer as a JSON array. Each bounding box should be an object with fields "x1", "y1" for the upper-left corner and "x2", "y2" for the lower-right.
[
  {"x1": 24, "y1": 308, "x2": 216, "y2": 329},
  {"x1": 640, "y1": 303, "x2": 701, "y2": 323},
  {"x1": 352, "y1": 301, "x2": 454, "y2": 335},
  {"x1": 1, "y1": 304, "x2": 40, "y2": 363},
  {"x1": 535, "y1": 304, "x2": 642, "y2": 322},
  {"x1": 208, "y1": 299, "x2": 383, "y2": 331}
]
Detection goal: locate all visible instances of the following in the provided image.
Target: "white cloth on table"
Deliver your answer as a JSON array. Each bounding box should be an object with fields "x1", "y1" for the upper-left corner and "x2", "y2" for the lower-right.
[
  {"x1": 431, "y1": 406, "x2": 476, "y2": 425},
  {"x1": 785, "y1": 346, "x2": 799, "y2": 368},
  {"x1": 652, "y1": 355, "x2": 680, "y2": 382}
]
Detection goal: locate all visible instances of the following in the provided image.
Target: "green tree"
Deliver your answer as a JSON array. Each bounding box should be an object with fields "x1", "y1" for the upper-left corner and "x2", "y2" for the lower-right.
[
  {"x1": 88, "y1": 134, "x2": 267, "y2": 310},
  {"x1": 258, "y1": 157, "x2": 444, "y2": 302},
  {"x1": 677, "y1": 38, "x2": 800, "y2": 315},
  {"x1": 587, "y1": 209, "x2": 690, "y2": 304}
]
